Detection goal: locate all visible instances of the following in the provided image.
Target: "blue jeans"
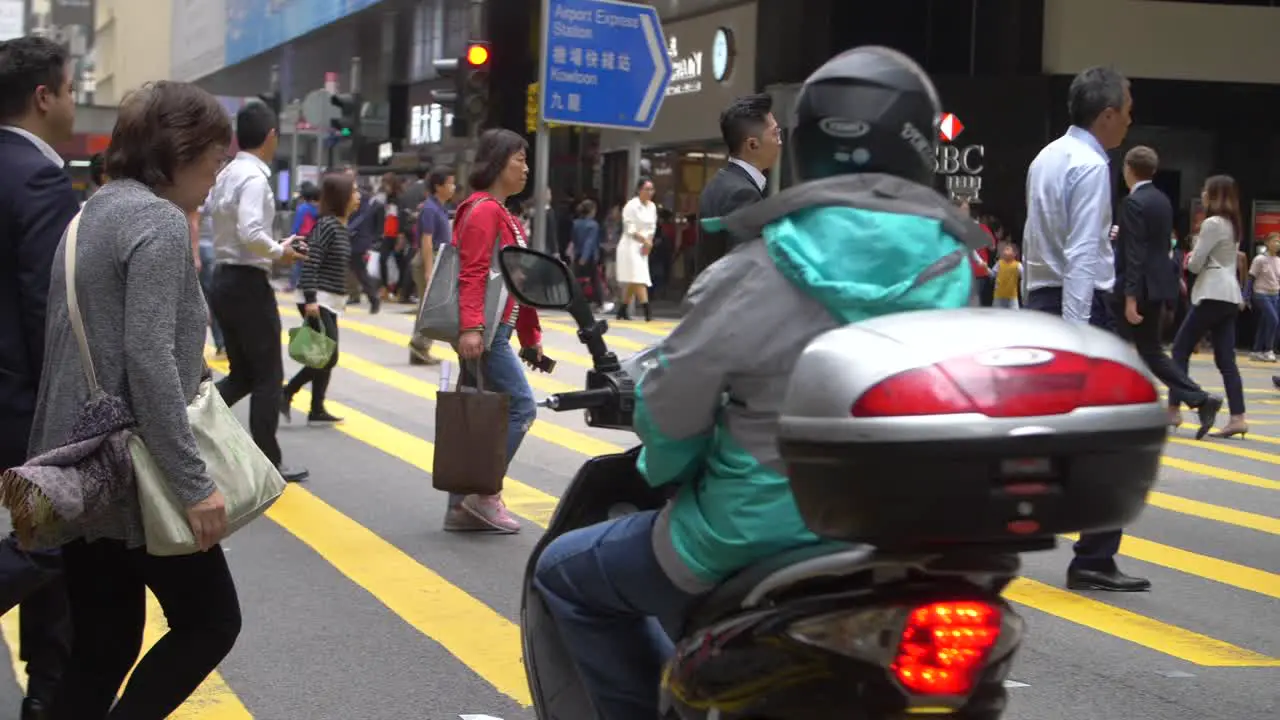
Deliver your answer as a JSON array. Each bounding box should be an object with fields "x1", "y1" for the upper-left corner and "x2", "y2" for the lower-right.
[
  {"x1": 198, "y1": 243, "x2": 223, "y2": 350},
  {"x1": 289, "y1": 258, "x2": 303, "y2": 289},
  {"x1": 446, "y1": 324, "x2": 537, "y2": 505},
  {"x1": 533, "y1": 510, "x2": 701, "y2": 720},
  {"x1": 1252, "y1": 292, "x2": 1279, "y2": 352}
]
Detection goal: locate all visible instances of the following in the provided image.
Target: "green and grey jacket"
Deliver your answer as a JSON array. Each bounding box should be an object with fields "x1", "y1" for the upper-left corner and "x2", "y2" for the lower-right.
[{"x1": 633, "y1": 173, "x2": 991, "y2": 594}]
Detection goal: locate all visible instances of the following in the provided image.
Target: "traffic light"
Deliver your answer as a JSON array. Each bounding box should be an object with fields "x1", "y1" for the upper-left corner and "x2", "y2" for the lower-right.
[
  {"x1": 431, "y1": 57, "x2": 466, "y2": 138},
  {"x1": 430, "y1": 40, "x2": 491, "y2": 139},
  {"x1": 330, "y1": 92, "x2": 360, "y2": 140},
  {"x1": 460, "y1": 41, "x2": 491, "y2": 127}
]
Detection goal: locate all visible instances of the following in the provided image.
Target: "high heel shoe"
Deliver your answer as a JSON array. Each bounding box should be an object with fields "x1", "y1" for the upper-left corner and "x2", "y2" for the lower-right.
[{"x1": 1210, "y1": 424, "x2": 1248, "y2": 439}]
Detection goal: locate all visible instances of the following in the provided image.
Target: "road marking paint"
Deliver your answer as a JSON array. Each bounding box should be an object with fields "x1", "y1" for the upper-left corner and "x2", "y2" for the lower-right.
[
  {"x1": 305, "y1": 334, "x2": 623, "y2": 458},
  {"x1": 1002, "y1": 579, "x2": 1280, "y2": 667},
  {"x1": 1002, "y1": 680, "x2": 1030, "y2": 688},
  {"x1": 1160, "y1": 456, "x2": 1280, "y2": 491},
  {"x1": 1167, "y1": 434, "x2": 1280, "y2": 467},
  {"x1": 326, "y1": 311, "x2": 579, "y2": 394},
  {"x1": 1143, "y1": 493, "x2": 1280, "y2": 536},
  {"x1": 1063, "y1": 534, "x2": 1280, "y2": 599},
  {"x1": 0, "y1": 594, "x2": 251, "y2": 718},
  {"x1": 264, "y1": 484, "x2": 530, "y2": 705}
]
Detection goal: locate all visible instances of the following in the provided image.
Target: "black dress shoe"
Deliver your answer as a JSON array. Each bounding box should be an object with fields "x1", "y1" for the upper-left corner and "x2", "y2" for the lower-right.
[
  {"x1": 1194, "y1": 395, "x2": 1223, "y2": 440},
  {"x1": 22, "y1": 697, "x2": 48, "y2": 720},
  {"x1": 278, "y1": 464, "x2": 310, "y2": 483},
  {"x1": 1273, "y1": 375, "x2": 1280, "y2": 390},
  {"x1": 1067, "y1": 567, "x2": 1152, "y2": 592}
]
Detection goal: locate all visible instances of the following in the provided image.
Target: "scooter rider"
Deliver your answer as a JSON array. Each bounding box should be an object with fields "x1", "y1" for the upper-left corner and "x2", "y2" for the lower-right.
[{"x1": 532, "y1": 46, "x2": 993, "y2": 720}]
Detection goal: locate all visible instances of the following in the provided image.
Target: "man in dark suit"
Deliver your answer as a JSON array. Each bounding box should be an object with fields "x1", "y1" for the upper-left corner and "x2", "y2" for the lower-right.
[
  {"x1": 0, "y1": 36, "x2": 80, "y2": 720},
  {"x1": 694, "y1": 93, "x2": 781, "y2": 276},
  {"x1": 1113, "y1": 145, "x2": 1222, "y2": 436}
]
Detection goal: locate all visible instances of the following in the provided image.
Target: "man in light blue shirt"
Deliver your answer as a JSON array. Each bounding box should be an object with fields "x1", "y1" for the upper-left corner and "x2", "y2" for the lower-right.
[{"x1": 1023, "y1": 66, "x2": 1150, "y2": 593}]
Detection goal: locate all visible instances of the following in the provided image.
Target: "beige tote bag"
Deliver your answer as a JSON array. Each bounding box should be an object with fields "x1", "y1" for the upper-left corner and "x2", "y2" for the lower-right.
[{"x1": 64, "y1": 214, "x2": 286, "y2": 556}]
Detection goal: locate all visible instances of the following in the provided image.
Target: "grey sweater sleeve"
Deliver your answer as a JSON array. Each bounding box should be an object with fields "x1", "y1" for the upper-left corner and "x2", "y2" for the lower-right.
[{"x1": 122, "y1": 204, "x2": 215, "y2": 506}]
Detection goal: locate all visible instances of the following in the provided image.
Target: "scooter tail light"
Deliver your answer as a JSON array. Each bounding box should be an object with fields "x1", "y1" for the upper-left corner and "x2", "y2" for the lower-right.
[
  {"x1": 891, "y1": 600, "x2": 1003, "y2": 697},
  {"x1": 850, "y1": 348, "x2": 1157, "y2": 418}
]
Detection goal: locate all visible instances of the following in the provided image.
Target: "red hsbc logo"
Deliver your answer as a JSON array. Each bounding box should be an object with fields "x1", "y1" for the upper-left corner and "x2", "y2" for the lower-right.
[{"x1": 939, "y1": 112, "x2": 965, "y2": 142}]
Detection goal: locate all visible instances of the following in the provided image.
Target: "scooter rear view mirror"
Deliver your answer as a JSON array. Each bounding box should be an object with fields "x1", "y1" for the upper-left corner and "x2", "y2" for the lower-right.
[{"x1": 498, "y1": 246, "x2": 575, "y2": 310}]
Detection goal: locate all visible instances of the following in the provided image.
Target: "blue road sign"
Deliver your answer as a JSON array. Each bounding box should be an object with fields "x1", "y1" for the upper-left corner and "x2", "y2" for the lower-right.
[{"x1": 541, "y1": 0, "x2": 673, "y2": 131}]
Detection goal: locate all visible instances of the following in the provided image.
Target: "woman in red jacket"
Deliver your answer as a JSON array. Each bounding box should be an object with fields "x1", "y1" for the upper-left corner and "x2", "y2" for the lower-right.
[{"x1": 446, "y1": 128, "x2": 542, "y2": 534}]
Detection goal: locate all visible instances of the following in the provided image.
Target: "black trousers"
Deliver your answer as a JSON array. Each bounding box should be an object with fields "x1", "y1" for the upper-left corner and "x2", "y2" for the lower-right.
[
  {"x1": 50, "y1": 539, "x2": 240, "y2": 720},
  {"x1": 1024, "y1": 286, "x2": 1123, "y2": 571},
  {"x1": 0, "y1": 533, "x2": 70, "y2": 704},
  {"x1": 1170, "y1": 299, "x2": 1246, "y2": 416},
  {"x1": 284, "y1": 304, "x2": 340, "y2": 413},
  {"x1": 1112, "y1": 297, "x2": 1210, "y2": 408},
  {"x1": 209, "y1": 265, "x2": 283, "y2": 467}
]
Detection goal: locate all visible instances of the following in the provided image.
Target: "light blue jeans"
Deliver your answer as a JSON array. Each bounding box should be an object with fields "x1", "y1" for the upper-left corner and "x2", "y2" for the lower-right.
[
  {"x1": 533, "y1": 510, "x2": 700, "y2": 720},
  {"x1": 446, "y1": 324, "x2": 537, "y2": 505},
  {"x1": 1252, "y1": 292, "x2": 1279, "y2": 352}
]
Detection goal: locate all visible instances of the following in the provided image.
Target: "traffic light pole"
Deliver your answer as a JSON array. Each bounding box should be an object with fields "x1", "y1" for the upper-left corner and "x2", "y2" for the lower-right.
[
  {"x1": 350, "y1": 56, "x2": 362, "y2": 162},
  {"x1": 532, "y1": 0, "x2": 552, "y2": 255}
]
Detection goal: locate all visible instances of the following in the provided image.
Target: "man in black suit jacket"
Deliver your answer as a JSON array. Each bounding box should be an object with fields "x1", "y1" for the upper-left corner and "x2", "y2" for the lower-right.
[
  {"x1": 1113, "y1": 146, "x2": 1222, "y2": 433},
  {"x1": 0, "y1": 36, "x2": 79, "y2": 720},
  {"x1": 694, "y1": 93, "x2": 781, "y2": 276}
]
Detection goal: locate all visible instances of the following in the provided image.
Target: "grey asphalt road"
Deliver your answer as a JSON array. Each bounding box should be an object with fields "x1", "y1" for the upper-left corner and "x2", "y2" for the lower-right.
[{"x1": 0, "y1": 298, "x2": 1276, "y2": 720}]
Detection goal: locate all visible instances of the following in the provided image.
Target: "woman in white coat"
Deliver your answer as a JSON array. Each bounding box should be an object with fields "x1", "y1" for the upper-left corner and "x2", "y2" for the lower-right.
[{"x1": 616, "y1": 177, "x2": 657, "y2": 321}]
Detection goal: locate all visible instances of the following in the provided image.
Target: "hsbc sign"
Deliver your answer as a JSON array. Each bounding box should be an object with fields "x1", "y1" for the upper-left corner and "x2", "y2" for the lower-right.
[{"x1": 934, "y1": 112, "x2": 983, "y2": 202}]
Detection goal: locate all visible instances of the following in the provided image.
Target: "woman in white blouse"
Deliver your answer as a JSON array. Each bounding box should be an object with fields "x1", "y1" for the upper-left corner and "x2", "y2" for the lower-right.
[
  {"x1": 616, "y1": 177, "x2": 657, "y2": 321},
  {"x1": 1169, "y1": 175, "x2": 1250, "y2": 437}
]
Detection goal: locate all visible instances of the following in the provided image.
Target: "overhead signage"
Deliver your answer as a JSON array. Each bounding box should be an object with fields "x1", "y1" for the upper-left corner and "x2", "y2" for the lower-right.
[
  {"x1": 409, "y1": 103, "x2": 453, "y2": 146},
  {"x1": 666, "y1": 36, "x2": 703, "y2": 96},
  {"x1": 934, "y1": 112, "x2": 983, "y2": 203},
  {"x1": 541, "y1": 0, "x2": 673, "y2": 131}
]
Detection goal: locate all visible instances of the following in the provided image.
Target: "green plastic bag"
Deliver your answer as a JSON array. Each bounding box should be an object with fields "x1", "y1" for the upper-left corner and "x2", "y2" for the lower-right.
[{"x1": 288, "y1": 324, "x2": 336, "y2": 369}]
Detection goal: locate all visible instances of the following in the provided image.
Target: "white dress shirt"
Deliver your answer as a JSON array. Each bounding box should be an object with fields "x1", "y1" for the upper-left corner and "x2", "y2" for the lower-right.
[
  {"x1": 0, "y1": 125, "x2": 63, "y2": 167},
  {"x1": 728, "y1": 156, "x2": 767, "y2": 193},
  {"x1": 1023, "y1": 126, "x2": 1116, "y2": 323},
  {"x1": 209, "y1": 151, "x2": 286, "y2": 273}
]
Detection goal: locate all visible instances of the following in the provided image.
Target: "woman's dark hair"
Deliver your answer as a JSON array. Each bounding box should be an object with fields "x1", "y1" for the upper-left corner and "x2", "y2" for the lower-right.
[
  {"x1": 577, "y1": 198, "x2": 597, "y2": 217},
  {"x1": 1203, "y1": 174, "x2": 1242, "y2": 244},
  {"x1": 318, "y1": 172, "x2": 356, "y2": 217},
  {"x1": 469, "y1": 128, "x2": 529, "y2": 191},
  {"x1": 88, "y1": 152, "x2": 106, "y2": 186},
  {"x1": 634, "y1": 176, "x2": 653, "y2": 194},
  {"x1": 105, "y1": 81, "x2": 232, "y2": 189}
]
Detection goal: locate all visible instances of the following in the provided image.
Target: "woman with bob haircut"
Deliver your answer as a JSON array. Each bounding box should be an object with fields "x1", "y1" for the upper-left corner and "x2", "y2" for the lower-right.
[
  {"x1": 442, "y1": 127, "x2": 542, "y2": 534},
  {"x1": 1169, "y1": 174, "x2": 1250, "y2": 438},
  {"x1": 27, "y1": 81, "x2": 243, "y2": 719}
]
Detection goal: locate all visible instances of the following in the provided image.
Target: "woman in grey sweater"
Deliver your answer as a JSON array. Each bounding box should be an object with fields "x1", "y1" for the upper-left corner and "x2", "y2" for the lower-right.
[{"x1": 28, "y1": 81, "x2": 242, "y2": 720}]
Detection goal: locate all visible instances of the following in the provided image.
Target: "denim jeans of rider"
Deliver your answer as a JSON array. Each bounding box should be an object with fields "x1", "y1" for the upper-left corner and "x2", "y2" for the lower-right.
[
  {"x1": 447, "y1": 323, "x2": 537, "y2": 506},
  {"x1": 1024, "y1": 286, "x2": 1123, "y2": 572},
  {"x1": 533, "y1": 510, "x2": 701, "y2": 720}
]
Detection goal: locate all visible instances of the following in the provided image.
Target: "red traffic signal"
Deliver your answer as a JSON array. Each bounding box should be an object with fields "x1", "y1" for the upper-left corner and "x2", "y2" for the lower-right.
[{"x1": 465, "y1": 42, "x2": 490, "y2": 67}]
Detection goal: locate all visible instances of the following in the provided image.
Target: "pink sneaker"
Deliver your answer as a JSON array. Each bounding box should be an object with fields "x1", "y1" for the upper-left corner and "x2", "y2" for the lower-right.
[{"x1": 459, "y1": 494, "x2": 521, "y2": 534}]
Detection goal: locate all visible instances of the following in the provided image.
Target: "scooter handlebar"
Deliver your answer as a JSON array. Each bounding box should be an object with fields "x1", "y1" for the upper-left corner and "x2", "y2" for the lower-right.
[{"x1": 538, "y1": 388, "x2": 616, "y2": 412}]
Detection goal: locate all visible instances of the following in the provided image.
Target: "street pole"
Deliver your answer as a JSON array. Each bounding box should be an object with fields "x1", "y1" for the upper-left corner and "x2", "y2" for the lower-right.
[
  {"x1": 288, "y1": 99, "x2": 301, "y2": 196},
  {"x1": 532, "y1": 0, "x2": 551, "y2": 254},
  {"x1": 350, "y1": 56, "x2": 362, "y2": 166}
]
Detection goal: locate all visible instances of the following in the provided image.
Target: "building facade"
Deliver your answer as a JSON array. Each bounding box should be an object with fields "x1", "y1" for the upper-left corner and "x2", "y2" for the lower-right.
[{"x1": 94, "y1": 0, "x2": 173, "y2": 105}]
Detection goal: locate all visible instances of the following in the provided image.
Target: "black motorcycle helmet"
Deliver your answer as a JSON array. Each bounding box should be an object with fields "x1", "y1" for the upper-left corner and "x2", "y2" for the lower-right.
[{"x1": 790, "y1": 46, "x2": 942, "y2": 187}]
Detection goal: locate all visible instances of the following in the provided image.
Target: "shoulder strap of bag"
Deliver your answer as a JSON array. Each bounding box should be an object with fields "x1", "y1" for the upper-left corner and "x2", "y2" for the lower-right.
[{"x1": 62, "y1": 213, "x2": 101, "y2": 394}]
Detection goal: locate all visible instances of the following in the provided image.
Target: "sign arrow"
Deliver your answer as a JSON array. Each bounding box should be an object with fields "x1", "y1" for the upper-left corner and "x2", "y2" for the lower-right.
[{"x1": 540, "y1": 0, "x2": 674, "y2": 131}]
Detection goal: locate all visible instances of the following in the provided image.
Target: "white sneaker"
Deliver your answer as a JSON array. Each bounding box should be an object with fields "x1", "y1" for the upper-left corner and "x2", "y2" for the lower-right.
[{"x1": 1264, "y1": 351, "x2": 1277, "y2": 362}]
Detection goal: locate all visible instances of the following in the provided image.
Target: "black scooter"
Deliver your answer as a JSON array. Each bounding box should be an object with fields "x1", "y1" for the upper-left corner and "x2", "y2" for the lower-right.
[{"x1": 496, "y1": 246, "x2": 1166, "y2": 720}]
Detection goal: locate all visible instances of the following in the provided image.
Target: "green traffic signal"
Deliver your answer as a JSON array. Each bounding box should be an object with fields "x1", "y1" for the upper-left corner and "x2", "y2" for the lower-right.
[{"x1": 340, "y1": 128, "x2": 351, "y2": 137}]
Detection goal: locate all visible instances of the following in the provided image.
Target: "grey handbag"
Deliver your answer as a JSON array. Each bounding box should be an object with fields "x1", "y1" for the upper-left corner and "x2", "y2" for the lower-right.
[{"x1": 413, "y1": 199, "x2": 509, "y2": 349}]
